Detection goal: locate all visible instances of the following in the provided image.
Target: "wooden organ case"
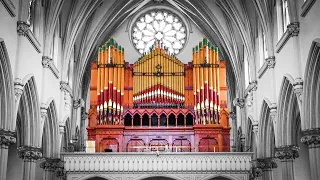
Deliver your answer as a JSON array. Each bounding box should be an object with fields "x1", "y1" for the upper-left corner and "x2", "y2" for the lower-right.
[{"x1": 88, "y1": 38, "x2": 230, "y2": 152}]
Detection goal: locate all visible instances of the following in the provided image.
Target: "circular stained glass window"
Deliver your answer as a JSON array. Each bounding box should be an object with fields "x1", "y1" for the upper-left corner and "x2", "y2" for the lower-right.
[{"x1": 132, "y1": 10, "x2": 187, "y2": 55}]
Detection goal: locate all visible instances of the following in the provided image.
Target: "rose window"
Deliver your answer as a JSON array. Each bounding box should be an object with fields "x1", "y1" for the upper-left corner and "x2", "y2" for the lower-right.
[{"x1": 132, "y1": 10, "x2": 187, "y2": 55}]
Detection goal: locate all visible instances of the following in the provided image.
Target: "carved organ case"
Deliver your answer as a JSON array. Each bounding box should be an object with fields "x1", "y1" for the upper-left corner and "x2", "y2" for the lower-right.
[{"x1": 88, "y1": 38, "x2": 230, "y2": 152}]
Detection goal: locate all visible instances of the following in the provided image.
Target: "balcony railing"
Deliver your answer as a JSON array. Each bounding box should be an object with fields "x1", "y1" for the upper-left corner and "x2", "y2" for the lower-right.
[{"x1": 61, "y1": 152, "x2": 253, "y2": 173}]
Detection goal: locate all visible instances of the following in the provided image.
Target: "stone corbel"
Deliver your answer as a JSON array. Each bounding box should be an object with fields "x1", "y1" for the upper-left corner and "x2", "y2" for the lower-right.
[
  {"x1": 233, "y1": 98, "x2": 245, "y2": 109},
  {"x1": 73, "y1": 99, "x2": 84, "y2": 109},
  {"x1": 301, "y1": 128, "x2": 320, "y2": 147},
  {"x1": 81, "y1": 111, "x2": 88, "y2": 121},
  {"x1": 0, "y1": 129, "x2": 16, "y2": 147},
  {"x1": 59, "y1": 125, "x2": 65, "y2": 134},
  {"x1": 269, "y1": 104, "x2": 277, "y2": 126},
  {"x1": 18, "y1": 146, "x2": 42, "y2": 161},
  {"x1": 257, "y1": 157, "x2": 278, "y2": 170},
  {"x1": 287, "y1": 22, "x2": 300, "y2": 37},
  {"x1": 42, "y1": 56, "x2": 59, "y2": 79},
  {"x1": 293, "y1": 78, "x2": 303, "y2": 103},
  {"x1": 60, "y1": 81, "x2": 72, "y2": 96},
  {"x1": 14, "y1": 78, "x2": 24, "y2": 102},
  {"x1": 17, "y1": 21, "x2": 41, "y2": 53},
  {"x1": 275, "y1": 145, "x2": 299, "y2": 160},
  {"x1": 266, "y1": 56, "x2": 276, "y2": 69},
  {"x1": 229, "y1": 111, "x2": 236, "y2": 120}
]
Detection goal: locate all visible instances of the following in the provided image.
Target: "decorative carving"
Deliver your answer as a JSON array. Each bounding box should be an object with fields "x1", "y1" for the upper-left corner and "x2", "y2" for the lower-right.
[
  {"x1": 0, "y1": 129, "x2": 16, "y2": 146},
  {"x1": 42, "y1": 56, "x2": 52, "y2": 68},
  {"x1": 17, "y1": 21, "x2": 30, "y2": 36},
  {"x1": 229, "y1": 111, "x2": 236, "y2": 120},
  {"x1": 250, "y1": 167, "x2": 262, "y2": 178},
  {"x1": 40, "y1": 106, "x2": 48, "y2": 120},
  {"x1": 257, "y1": 158, "x2": 277, "y2": 170},
  {"x1": 18, "y1": 146, "x2": 42, "y2": 161},
  {"x1": 250, "y1": 80, "x2": 258, "y2": 91},
  {"x1": 60, "y1": 81, "x2": 72, "y2": 95},
  {"x1": 269, "y1": 104, "x2": 277, "y2": 125},
  {"x1": 73, "y1": 99, "x2": 82, "y2": 109},
  {"x1": 287, "y1": 22, "x2": 300, "y2": 37},
  {"x1": 14, "y1": 78, "x2": 24, "y2": 102},
  {"x1": 81, "y1": 111, "x2": 88, "y2": 121},
  {"x1": 293, "y1": 78, "x2": 303, "y2": 102},
  {"x1": 266, "y1": 56, "x2": 276, "y2": 69},
  {"x1": 40, "y1": 158, "x2": 63, "y2": 171},
  {"x1": 275, "y1": 145, "x2": 299, "y2": 160},
  {"x1": 233, "y1": 98, "x2": 245, "y2": 108},
  {"x1": 301, "y1": 128, "x2": 320, "y2": 146},
  {"x1": 246, "y1": 91, "x2": 253, "y2": 108},
  {"x1": 59, "y1": 125, "x2": 65, "y2": 134}
]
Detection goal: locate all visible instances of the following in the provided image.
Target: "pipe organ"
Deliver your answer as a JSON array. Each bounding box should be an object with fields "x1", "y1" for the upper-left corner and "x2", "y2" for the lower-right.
[
  {"x1": 133, "y1": 42, "x2": 185, "y2": 108},
  {"x1": 96, "y1": 38, "x2": 125, "y2": 125},
  {"x1": 88, "y1": 38, "x2": 230, "y2": 153}
]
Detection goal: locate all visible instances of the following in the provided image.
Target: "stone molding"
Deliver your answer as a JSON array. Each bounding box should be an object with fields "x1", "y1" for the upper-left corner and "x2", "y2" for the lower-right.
[
  {"x1": 275, "y1": 145, "x2": 299, "y2": 160},
  {"x1": 233, "y1": 98, "x2": 245, "y2": 108},
  {"x1": 0, "y1": 0, "x2": 16, "y2": 17},
  {"x1": 276, "y1": 22, "x2": 300, "y2": 53},
  {"x1": 14, "y1": 78, "x2": 24, "y2": 102},
  {"x1": 17, "y1": 21, "x2": 30, "y2": 36},
  {"x1": 42, "y1": 56, "x2": 59, "y2": 79},
  {"x1": 266, "y1": 56, "x2": 276, "y2": 69},
  {"x1": 301, "y1": 128, "x2": 320, "y2": 146},
  {"x1": 0, "y1": 129, "x2": 16, "y2": 147},
  {"x1": 18, "y1": 146, "x2": 42, "y2": 161},
  {"x1": 257, "y1": 157, "x2": 277, "y2": 170},
  {"x1": 293, "y1": 78, "x2": 303, "y2": 103}
]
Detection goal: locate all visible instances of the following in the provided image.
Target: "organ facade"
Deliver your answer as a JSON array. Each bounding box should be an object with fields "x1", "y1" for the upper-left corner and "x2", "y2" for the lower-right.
[{"x1": 87, "y1": 37, "x2": 230, "y2": 152}]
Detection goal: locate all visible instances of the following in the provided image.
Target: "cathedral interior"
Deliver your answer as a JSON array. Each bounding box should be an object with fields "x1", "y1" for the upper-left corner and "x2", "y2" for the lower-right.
[{"x1": 0, "y1": 0, "x2": 319, "y2": 180}]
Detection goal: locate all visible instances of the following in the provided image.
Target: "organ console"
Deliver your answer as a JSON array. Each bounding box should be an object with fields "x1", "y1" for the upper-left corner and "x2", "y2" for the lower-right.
[{"x1": 88, "y1": 37, "x2": 230, "y2": 153}]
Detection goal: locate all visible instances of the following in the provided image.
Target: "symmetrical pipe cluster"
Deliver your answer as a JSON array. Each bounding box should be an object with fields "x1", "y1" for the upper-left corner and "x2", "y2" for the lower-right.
[
  {"x1": 133, "y1": 41, "x2": 185, "y2": 108},
  {"x1": 192, "y1": 38, "x2": 220, "y2": 124},
  {"x1": 96, "y1": 38, "x2": 125, "y2": 125}
]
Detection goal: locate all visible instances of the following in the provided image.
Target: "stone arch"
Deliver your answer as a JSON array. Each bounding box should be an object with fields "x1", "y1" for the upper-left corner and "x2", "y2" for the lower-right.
[
  {"x1": 0, "y1": 38, "x2": 15, "y2": 131},
  {"x1": 258, "y1": 98, "x2": 276, "y2": 158},
  {"x1": 302, "y1": 38, "x2": 320, "y2": 130},
  {"x1": 41, "y1": 99, "x2": 59, "y2": 158},
  {"x1": 15, "y1": 74, "x2": 41, "y2": 147},
  {"x1": 277, "y1": 75, "x2": 301, "y2": 146}
]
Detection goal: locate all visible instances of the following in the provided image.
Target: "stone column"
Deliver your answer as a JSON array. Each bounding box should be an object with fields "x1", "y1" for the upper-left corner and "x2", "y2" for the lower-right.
[
  {"x1": 275, "y1": 145, "x2": 299, "y2": 180},
  {"x1": 0, "y1": 129, "x2": 16, "y2": 180},
  {"x1": 229, "y1": 111, "x2": 237, "y2": 152},
  {"x1": 18, "y1": 146, "x2": 42, "y2": 180},
  {"x1": 257, "y1": 158, "x2": 277, "y2": 180},
  {"x1": 40, "y1": 158, "x2": 64, "y2": 180},
  {"x1": 80, "y1": 110, "x2": 88, "y2": 151},
  {"x1": 301, "y1": 129, "x2": 320, "y2": 180}
]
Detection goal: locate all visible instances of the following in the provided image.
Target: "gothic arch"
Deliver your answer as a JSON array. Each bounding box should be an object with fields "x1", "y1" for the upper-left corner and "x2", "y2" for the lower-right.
[
  {"x1": 0, "y1": 38, "x2": 15, "y2": 131},
  {"x1": 302, "y1": 39, "x2": 320, "y2": 130},
  {"x1": 258, "y1": 98, "x2": 276, "y2": 158},
  {"x1": 15, "y1": 74, "x2": 41, "y2": 147},
  {"x1": 41, "y1": 99, "x2": 59, "y2": 158},
  {"x1": 277, "y1": 75, "x2": 301, "y2": 146}
]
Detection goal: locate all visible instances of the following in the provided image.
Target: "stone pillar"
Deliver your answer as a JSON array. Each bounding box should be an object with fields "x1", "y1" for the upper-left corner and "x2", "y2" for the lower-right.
[
  {"x1": 40, "y1": 158, "x2": 64, "y2": 180},
  {"x1": 229, "y1": 111, "x2": 237, "y2": 152},
  {"x1": 301, "y1": 129, "x2": 320, "y2": 180},
  {"x1": 275, "y1": 145, "x2": 299, "y2": 180},
  {"x1": 80, "y1": 110, "x2": 88, "y2": 151},
  {"x1": 0, "y1": 129, "x2": 16, "y2": 180},
  {"x1": 18, "y1": 146, "x2": 42, "y2": 180},
  {"x1": 257, "y1": 158, "x2": 277, "y2": 180}
]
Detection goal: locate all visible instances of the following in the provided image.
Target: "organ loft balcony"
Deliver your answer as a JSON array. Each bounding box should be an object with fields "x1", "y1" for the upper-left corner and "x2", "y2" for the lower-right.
[{"x1": 68, "y1": 38, "x2": 253, "y2": 180}]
